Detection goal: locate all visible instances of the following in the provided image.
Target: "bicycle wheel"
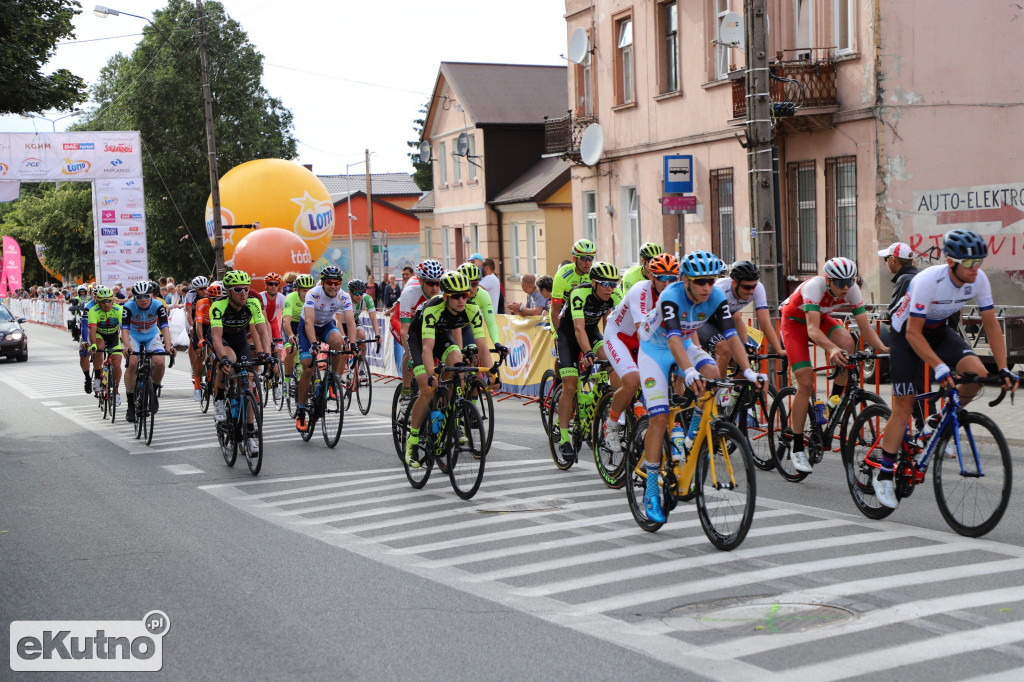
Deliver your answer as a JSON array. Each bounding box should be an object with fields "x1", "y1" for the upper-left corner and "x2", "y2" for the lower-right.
[
  {"x1": 624, "y1": 418, "x2": 666, "y2": 532},
  {"x1": 592, "y1": 389, "x2": 628, "y2": 488},
  {"x1": 539, "y1": 369, "x2": 557, "y2": 432},
  {"x1": 841, "y1": 403, "x2": 895, "y2": 520},
  {"x1": 218, "y1": 414, "x2": 237, "y2": 467},
  {"x1": 448, "y1": 400, "x2": 487, "y2": 499},
  {"x1": 321, "y1": 375, "x2": 344, "y2": 448},
  {"x1": 300, "y1": 389, "x2": 317, "y2": 443},
  {"x1": 241, "y1": 391, "x2": 264, "y2": 475},
  {"x1": 466, "y1": 376, "x2": 495, "y2": 454},
  {"x1": 545, "y1": 384, "x2": 576, "y2": 470},
  {"x1": 134, "y1": 379, "x2": 147, "y2": 440},
  {"x1": 270, "y1": 356, "x2": 286, "y2": 412},
  {"x1": 108, "y1": 370, "x2": 117, "y2": 423},
  {"x1": 739, "y1": 385, "x2": 776, "y2": 471},
  {"x1": 403, "y1": 408, "x2": 434, "y2": 489},
  {"x1": 766, "y1": 386, "x2": 810, "y2": 482},
  {"x1": 933, "y1": 412, "x2": 1012, "y2": 537},
  {"x1": 287, "y1": 365, "x2": 302, "y2": 419},
  {"x1": 695, "y1": 420, "x2": 756, "y2": 551},
  {"x1": 837, "y1": 390, "x2": 885, "y2": 459},
  {"x1": 356, "y1": 355, "x2": 373, "y2": 415},
  {"x1": 342, "y1": 365, "x2": 354, "y2": 412},
  {"x1": 144, "y1": 378, "x2": 156, "y2": 446},
  {"x1": 200, "y1": 366, "x2": 212, "y2": 414}
]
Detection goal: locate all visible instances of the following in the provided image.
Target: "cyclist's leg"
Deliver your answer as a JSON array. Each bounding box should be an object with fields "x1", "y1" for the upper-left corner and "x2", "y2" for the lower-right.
[
  {"x1": 124, "y1": 335, "x2": 141, "y2": 393},
  {"x1": 296, "y1": 324, "x2": 316, "y2": 406},
  {"x1": 555, "y1": 330, "x2": 581, "y2": 439},
  {"x1": 825, "y1": 316, "x2": 854, "y2": 394},
  {"x1": 323, "y1": 325, "x2": 345, "y2": 374},
  {"x1": 638, "y1": 346, "x2": 673, "y2": 465},
  {"x1": 605, "y1": 332, "x2": 639, "y2": 417},
  {"x1": 780, "y1": 316, "x2": 813, "y2": 436},
  {"x1": 697, "y1": 324, "x2": 729, "y2": 378},
  {"x1": 150, "y1": 337, "x2": 167, "y2": 386}
]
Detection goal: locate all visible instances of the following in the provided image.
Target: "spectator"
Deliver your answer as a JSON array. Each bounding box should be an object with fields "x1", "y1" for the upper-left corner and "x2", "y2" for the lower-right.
[
  {"x1": 113, "y1": 282, "x2": 127, "y2": 301},
  {"x1": 381, "y1": 274, "x2": 401, "y2": 310},
  {"x1": 480, "y1": 258, "x2": 502, "y2": 311},
  {"x1": 468, "y1": 253, "x2": 484, "y2": 269},
  {"x1": 365, "y1": 275, "x2": 378, "y2": 304},
  {"x1": 282, "y1": 271, "x2": 298, "y2": 295},
  {"x1": 401, "y1": 266, "x2": 414, "y2": 289},
  {"x1": 507, "y1": 273, "x2": 548, "y2": 316}
]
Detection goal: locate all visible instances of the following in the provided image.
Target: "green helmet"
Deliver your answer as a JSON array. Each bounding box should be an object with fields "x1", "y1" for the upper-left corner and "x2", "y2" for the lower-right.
[
  {"x1": 571, "y1": 238, "x2": 597, "y2": 258},
  {"x1": 639, "y1": 242, "x2": 665, "y2": 261},
  {"x1": 440, "y1": 271, "x2": 472, "y2": 294},
  {"x1": 222, "y1": 270, "x2": 251, "y2": 287},
  {"x1": 589, "y1": 261, "x2": 621, "y2": 282},
  {"x1": 457, "y1": 262, "x2": 481, "y2": 281},
  {"x1": 295, "y1": 274, "x2": 315, "y2": 289},
  {"x1": 94, "y1": 286, "x2": 114, "y2": 301}
]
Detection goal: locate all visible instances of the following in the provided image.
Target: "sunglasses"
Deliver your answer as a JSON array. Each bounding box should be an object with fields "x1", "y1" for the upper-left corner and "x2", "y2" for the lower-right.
[
  {"x1": 595, "y1": 280, "x2": 618, "y2": 289},
  {"x1": 654, "y1": 274, "x2": 679, "y2": 283},
  {"x1": 230, "y1": 286, "x2": 250, "y2": 294},
  {"x1": 830, "y1": 278, "x2": 854, "y2": 289},
  {"x1": 266, "y1": 282, "x2": 280, "y2": 286},
  {"x1": 134, "y1": 294, "x2": 152, "y2": 300},
  {"x1": 422, "y1": 279, "x2": 441, "y2": 286},
  {"x1": 447, "y1": 292, "x2": 470, "y2": 301},
  {"x1": 576, "y1": 256, "x2": 594, "y2": 263},
  {"x1": 950, "y1": 257, "x2": 983, "y2": 268},
  {"x1": 322, "y1": 279, "x2": 341, "y2": 286},
  {"x1": 738, "y1": 283, "x2": 757, "y2": 291},
  {"x1": 689, "y1": 278, "x2": 716, "y2": 287}
]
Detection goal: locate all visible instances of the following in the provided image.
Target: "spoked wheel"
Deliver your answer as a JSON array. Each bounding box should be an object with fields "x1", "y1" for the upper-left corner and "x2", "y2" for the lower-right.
[
  {"x1": 740, "y1": 385, "x2": 776, "y2": 471},
  {"x1": 322, "y1": 376, "x2": 344, "y2": 448},
  {"x1": 342, "y1": 365, "x2": 354, "y2": 412},
  {"x1": 767, "y1": 386, "x2": 809, "y2": 482},
  {"x1": 200, "y1": 367, "x2": 213, "y2": 414},
  {"x1": 837, "y1": 391, "x2": 886, "y2": 459},
  {"x1": 391, "y1": 382, "x2": 418, "y2": 460},
  {"x1": 108, "y1": 377, "x2": 117, "y2": 424},
  {"x1": 592, "y1": 390, "x2": 629, "y2": 488},
  {"x1": 270, "y1": 356, "x2": 286, "y2": 412},
  {"x1": 841, "y1": 403, "x2": 895, "y2": 520},
  {"x1": 134, "y1": 380, "x2": 147, "y2": 440},
  {"x1": 300, "y1": 392, "x2": 316, "y2": 443},
  {"x1": 624, "y1": 418, "x2": 666, "y2": 533},
  {"x1": 355, "y1": 355, "x2": 373, "y2": 415},
  {"x1": 144, "y1": 379, "x2": 156, "y2": 446},
  {"x1": 403, "y1": 412, "x2": 434, "y2": 489},
  {"x1": 545, "y1": 385, "x2": 578, "y2": 470},
  {"x1": 465, "y1": 376, "x2": 495, "y2": 455},
  {"x1": 448, "y1": 401, "x2": 487, "y2": 499},
  {"x1": 538, "y1": 369, "x2": 557, "y2": 433},
  {"x1": 287, "y1": 366, "x2": 302, "y2": 419},
  {"x1": 242, "y1": 392, "x2": 264, "y2": 475},
  {"x1": 933, "y1": 412, "x2": 1012, "y2": 537},
  {"x1": 219, "y1": 419, "x2": 237, "y2": 467},
  {"x1": 695, "y1": 421, "x2": 756, "y2": 551}
]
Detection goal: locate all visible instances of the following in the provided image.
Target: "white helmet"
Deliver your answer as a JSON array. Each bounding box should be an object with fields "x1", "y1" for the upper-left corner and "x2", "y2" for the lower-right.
[
  {"x1": 191, "y1": 276, "x2": 210, "y2": 289},
  {"x1": 823, "y1": 257, "x2": 857, "y2": 281}
]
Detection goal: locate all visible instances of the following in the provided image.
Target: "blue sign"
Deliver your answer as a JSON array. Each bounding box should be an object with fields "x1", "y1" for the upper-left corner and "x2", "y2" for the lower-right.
[
  {"x1": 383, "y1": 248, "x2": 389, "y2": 267},
  {"x1": 664, "y1": 155, "x2": 693, "y2": 194}
]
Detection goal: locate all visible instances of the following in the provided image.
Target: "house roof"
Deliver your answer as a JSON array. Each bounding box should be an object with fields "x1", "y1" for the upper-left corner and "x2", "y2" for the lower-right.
[
  {"x1": 318, "y1": 172, "x2": 420, "y2": 203},
  {"x1": 409, "y1": 190, "x2": 434, "y2": 213},
  {"x1": 490, "y1": 157, "x2": 571, "y2": 205},
  {"x1": 433, "y1": 62, "x2": 568, "y2": 127}
]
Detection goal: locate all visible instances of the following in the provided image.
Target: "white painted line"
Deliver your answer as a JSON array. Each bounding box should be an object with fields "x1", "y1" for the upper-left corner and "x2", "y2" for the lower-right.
[
  {"x1": 489, "y1": 440, "x2": 530, "y2": 451},
  {"x1": 41, "y1": 400, "x2": 64, "y2": 406},
  {"x1": 162, "y1": 464, "x2": 204, "y2": 475}
]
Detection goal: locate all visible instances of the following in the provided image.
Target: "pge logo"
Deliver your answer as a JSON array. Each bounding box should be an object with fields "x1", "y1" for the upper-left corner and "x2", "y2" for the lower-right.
[
  {"x1": 10, "y1": 610, "x2": 169, "y2": 672},
  {"x1": 502, "y1": 331, "x2": 532, "y2": 381}
]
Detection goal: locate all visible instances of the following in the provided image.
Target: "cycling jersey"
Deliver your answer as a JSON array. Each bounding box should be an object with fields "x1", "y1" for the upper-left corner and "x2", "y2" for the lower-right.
[
  {"x1": 618, "y1": 264, "x2": 646, "y2": 293},
  {"x1": 351, "y1": 293, "x2": 376, "y2": 314},
  {"x1": 302, "y1": 285, "x2": 353, "y2": 326},
  {"x1": 121, "y1": 299, "x2": 169, "y2": 339},
  {"x1": 558, "y1": 284, "x2": 622, "y2": 334},
  {"x1": 781, "y1": 276, "x2": 866, "y2": 321},
  {"x1": 470, "y1": 287, "x2": 500, "y2": 343},
  {"x1": 194, "y1": 297, "x2": 211, "y2": 326},
  {"x1": 411, "y1": 296, "x2": 485, "y2": 342},
  {"x1": 80, "y1": 299, "x2": 98, "y2": 346},
  {"x1": 605, "y1": 280, "x2": 657, "y2": 377},
  {"x1": 390, "y1": 277, "x2": 430, "y2": 342},
  {"x1": 638, "y1": 281, "x2": 735, "y2": 350},
  {"x1": 209, "y1": 298, "x2": 266, "y2": 338},
  {"x1": 88, "y1": 303, "x2": 124, "y2": 336},
  {"x1": 258, "y1": 290, "x2": 287, "y2": 326},
  {"x1": 890, "y1": 264, "x2": 994, "y2": 333},
  {"x1": 549, "y1": 263, "x2": 590, "y2": 326},
  {"x1": 714, "y1": 277, "x2": 769, "y2": 315},
  {"x1": 282, "y1": 291, "x2": 303, "y2": 333}
]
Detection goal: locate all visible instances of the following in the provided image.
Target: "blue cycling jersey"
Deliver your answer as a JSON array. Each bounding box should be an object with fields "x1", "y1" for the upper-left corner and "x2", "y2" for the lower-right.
[
  {"x1": 638, "y1": 281, "x2": 736, "y2": 351},
  {"x1": 122, "y1": 298, "x2": 169, "y2": 339},
  {"x1": 80, "y1": 300, "x2": 97, "y2": 344}
]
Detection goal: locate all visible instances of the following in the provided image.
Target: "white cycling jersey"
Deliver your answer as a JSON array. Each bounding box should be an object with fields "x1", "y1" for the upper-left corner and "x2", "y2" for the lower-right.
[
  {"x1": 605, "y1": 279, "x2": 656, "y2": 337},
  {"x1": 714, "y1": 277, "x2": 769, "y2": 315},
  {"x1": 302, "y1": 285, "x2": 353, "y2": 326},
  {"x1": 891, "y1": 264, "x2": 993, "y2": 333},
  {"x1": 398, "y1": 277, "x2": 426, "y2": 320}
]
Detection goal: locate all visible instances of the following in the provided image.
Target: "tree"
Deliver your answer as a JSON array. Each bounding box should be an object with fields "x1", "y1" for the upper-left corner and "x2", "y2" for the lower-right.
[
  {"x1": 0, "y1": 0, "x2": 87, "y2": 114},
  {"x1": 407, "y1": 103, "x2": 433, "y2": 192},
  {"x1": 0, "y1": 182, "x2": 94, "y2": 280},
  {"x1": 75, "y1": 0, "x2": 297, "y2": 280}
]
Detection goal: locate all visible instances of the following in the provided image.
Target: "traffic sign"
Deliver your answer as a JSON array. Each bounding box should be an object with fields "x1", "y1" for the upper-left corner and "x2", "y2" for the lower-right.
[
  {"x1": 664, "y1": 155, "x2": 693, "y2": 194},
  {"x1": 383, "y1": 248, "x2": 389, "y2": 267},
  {"x1": 661, "y1": 196, "x2": 697, "y2": 215}
]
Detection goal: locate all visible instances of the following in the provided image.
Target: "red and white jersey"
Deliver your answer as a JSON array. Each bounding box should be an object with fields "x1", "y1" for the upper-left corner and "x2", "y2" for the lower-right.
[
  {"x1": 258, "y1": 290, "x2": 286, "y2": 323},
  {"x1": 605, "y1": 279, "x2": 657, "y2": 338},
  {"x1": 781, "y1": 276, "x2": 866, "y2": 319}
]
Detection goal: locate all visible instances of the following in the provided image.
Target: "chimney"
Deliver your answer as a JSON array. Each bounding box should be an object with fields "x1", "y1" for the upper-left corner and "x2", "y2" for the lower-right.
[{"x1": 302, "y1": 164, "x2": 313, "y2": 172}]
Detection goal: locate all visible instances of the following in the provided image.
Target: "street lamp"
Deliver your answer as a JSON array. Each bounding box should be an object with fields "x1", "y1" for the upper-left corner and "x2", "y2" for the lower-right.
[{"x1": 19, "y1": 110, "x2": 83, "y2": 132}]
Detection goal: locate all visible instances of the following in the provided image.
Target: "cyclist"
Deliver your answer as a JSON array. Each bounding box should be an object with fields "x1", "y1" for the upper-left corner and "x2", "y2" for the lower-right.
[
  {"x1": 77, "y1": 287, "x2": 98, "y2": 393},
  {"x1": 120, "y1": 281, "x2": 175, "y2": 423},
  {"x1": 186, "y1": 276, "x2": 210, "y2": 400},
  {"x1": 456, "y1": 262, "x2": 502, "y2": 348},
  {"x1": 281, "y1": 273, "x2": 315, "y2": 398},
  {"x1": 258, "y1": 272, "x2": 288, "y2": 402},
  {"x1": 873, "y1": 229, "x2": 1019, "y2": 508},
  {"x1": 698, "y1": 260, "x2": 786, "y2": 377},
  {"x1": 68, "y1": 284, "x2": 89, "y2": 342},
  {"x1": 86, "y1": 287, "x2": 124, "y2": 404},
  {"x1": 209, "y1": 270, "x2": 267, "y2": 450},
  {"x1": 778, "y1": 256, "x2": 889, "y2": 474},
  {"x1": 403, "y1": 271, "x2": 494, "y2": 467},
  {"x1": 554, "y1": 261, "x2": 623, "y2": 464},
  {"x1": 618, "y1": 242, "x2": 664, "y2": 293},
  {"x1": 549, "y1": 239, "x2": 595, "y2": 330},
  {"x1": 600, "y1": 253, "x2": 679, "y2": 454},
  {"x1": 392, "y1": 260, "x2": 445, "y2": 408},
  {"x1": 295, "y1": 266, "x2": 359, "y2": 432},
  {"x1": 347, "y1": 278, "x2": 380, "y2": 345}
]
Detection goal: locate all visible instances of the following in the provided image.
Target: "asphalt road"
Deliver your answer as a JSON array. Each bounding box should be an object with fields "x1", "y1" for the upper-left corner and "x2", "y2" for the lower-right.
[{"x1": 3, "y1": 324, "x2": 1024, "y2": 681}]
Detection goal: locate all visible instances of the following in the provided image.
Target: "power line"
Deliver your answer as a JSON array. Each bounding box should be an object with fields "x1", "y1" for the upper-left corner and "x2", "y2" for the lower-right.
[
  {"x1": 141, "y1": 141, "x2": 212, "y2": 273},
  {"x1": 264, "y1": 63, "x2": 432, "y2": 97}
]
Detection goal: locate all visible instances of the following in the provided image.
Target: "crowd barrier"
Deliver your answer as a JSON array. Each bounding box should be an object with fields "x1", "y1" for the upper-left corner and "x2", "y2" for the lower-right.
[{"x1": 2, "y1": 297, "x2": 70, "y2": 328}]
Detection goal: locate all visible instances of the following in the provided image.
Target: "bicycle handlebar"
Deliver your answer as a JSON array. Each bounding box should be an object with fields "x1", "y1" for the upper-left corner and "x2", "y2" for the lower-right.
[{"x1": 953, "y1": 371, "x2": 1022, "y2": 407}]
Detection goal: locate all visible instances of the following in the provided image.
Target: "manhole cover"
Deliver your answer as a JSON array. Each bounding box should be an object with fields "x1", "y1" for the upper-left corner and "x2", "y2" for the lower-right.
[
  {"x1": 665, "y1": 601, "x2": 855, "y2": 634},
  {"x1": 475, "y1": 498, "x2": 571, "y2": 514}
]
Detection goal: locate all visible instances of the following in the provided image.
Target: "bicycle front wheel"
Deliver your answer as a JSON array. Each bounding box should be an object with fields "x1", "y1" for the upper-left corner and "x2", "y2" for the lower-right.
[
  {"x1": 933, "y1": 411, "x2": 1012, "y2": 537},
  {"x1": 624, "y1": 418, "x2": 665, "y2": 533},
  {"x1": 767, "y1": 386, "x2": 809, "y2": 482},
  {"x1": 539, "y1": 368, "x2": 557, "y2": 432},
  {"x1": 321, "y1": 376, "x2": 344, "y2": 448},
  {"x1": 465, "y1": 376, "x2": 495, "y2": 455},
  {"x1": 242, "y1": 391, "x2": 264, "y2": 475},
  {"x1": 740, "y1": 386, "x2": 776, "y2": 471},
  {"x1": 134, "y1": 380, "x2": 147, "y2": 440},
  {"x1": 545, "y1": 384, "x2": 576, "y2": 470},
  {"x1": 218, "y1": 417, "x2": 237, "y2": 467},
  {"x1": 356, "y1": 355, "x2": 373, "y2": 415},
  {"x1": 200, "y1": 367, "x2": 212, "y2": 414},
  {"x1": 592, "y1": 389, "x2": 628, "y2": 488},
  {"x1": 841, "y1": 403, "x2": 895, "y2": 520},
  {"x1": 695, "y1": 420, "x2": 756, "y2": 551},
  {"x1": 144, "y1": 379, "x2": 156, "y2": 445},
  {"x1": 448, "y1": 401, "x2": 487, "y2": 499},
  {"x1": 271, "y1": 356, "x2": 286, "y2": 411}
]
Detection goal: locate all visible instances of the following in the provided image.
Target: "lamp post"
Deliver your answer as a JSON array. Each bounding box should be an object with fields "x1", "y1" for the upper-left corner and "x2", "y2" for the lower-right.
[{"x1": 19, "y1": 110, "x2": 83, "y2": 132}]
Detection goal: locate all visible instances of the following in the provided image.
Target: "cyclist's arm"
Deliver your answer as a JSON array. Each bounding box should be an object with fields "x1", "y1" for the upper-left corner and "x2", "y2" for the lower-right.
[
  {"x1": 303, "y1": 307, "x2": 318, "y2": 349},
  {"x1": 344, "y1": 309, "x2": 358, "y2": 349},
  {"x1": 249, "y1": 318, "x2": 266, "y2": 355},
  {"x1": 755, "y1": 307, "x2": 786, "y2": 356},
  {"x1": 852, "y1": 310, "x2": 888, "y2": 353},
  {"x1": 157, "y1": 307, "x2": 173, "y2": 352},
  {"x1": 980, "y1": 308, "x2": 1011, "y2": 373},
  {"x1": 210, "y1": 326, "x2": 228, "y2": 359},
  {"x1": 368, "y1": 309, "x2": 378, "y2": 335}
]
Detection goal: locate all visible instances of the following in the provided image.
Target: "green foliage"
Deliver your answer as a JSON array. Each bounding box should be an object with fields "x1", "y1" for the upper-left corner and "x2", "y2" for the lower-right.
[
  {"x1": 74, "y1": 0, "x2": 297, "y2": 280},
  {"x1": 407, "y1": 103, "x2": 433, "y2": 192},
  {"x1": 0, "y1": 0, "x2": 87, "y2": 114},
  {"x1": 0, "y1": 182, "x2": 94, "y2": 280}
]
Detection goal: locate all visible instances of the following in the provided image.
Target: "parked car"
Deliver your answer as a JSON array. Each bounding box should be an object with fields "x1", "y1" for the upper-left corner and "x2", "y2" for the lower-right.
[{"x1": 0, "y1": 303, "x2": 28, "y2": 362}]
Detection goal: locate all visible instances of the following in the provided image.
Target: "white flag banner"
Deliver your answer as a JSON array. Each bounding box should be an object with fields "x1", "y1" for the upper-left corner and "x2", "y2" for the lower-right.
[{"x1": 0, "y1": 180, "x2": 20, "y2": 202}]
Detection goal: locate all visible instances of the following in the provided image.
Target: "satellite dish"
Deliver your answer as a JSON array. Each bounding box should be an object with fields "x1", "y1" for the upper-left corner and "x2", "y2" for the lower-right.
[
  {"x1": 579, "y1": 123, "x2": 604, "y2": 167},
  {"x1": 418, "y1": 140, "x2": 431, "y2": 164},
  {"x1": 568, "y1": 27, "x2": 590, "y2": 64},
  {"x1": 454, "y1": 132, "x2": 469, "y2": 157},
  {"x1": 719, "y1": 11, "x2": 743, "y2": 45}
]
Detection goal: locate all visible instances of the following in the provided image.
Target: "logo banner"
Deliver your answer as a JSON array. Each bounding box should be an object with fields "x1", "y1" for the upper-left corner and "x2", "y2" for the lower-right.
[
  {"x1": 2, "y1": 235, "x2": 23, "y2": 294},
  {"x1": 93, "y1": 177, "x2": 148, "y2": 287},
  {"x1": 0, "y1": 132, "x2": 142, "y2": 181}
]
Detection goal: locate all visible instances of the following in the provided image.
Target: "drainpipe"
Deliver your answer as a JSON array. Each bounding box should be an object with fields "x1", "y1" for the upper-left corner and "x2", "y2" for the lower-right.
[{"x1": 494, "y1": 206, "x2": 504, "y2": 295}]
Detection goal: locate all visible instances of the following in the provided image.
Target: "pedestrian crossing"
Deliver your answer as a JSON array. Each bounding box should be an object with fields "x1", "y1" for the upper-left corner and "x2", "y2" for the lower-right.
[{"x1": 200, "y1": 462, "x2": 1024, "y2": 680}]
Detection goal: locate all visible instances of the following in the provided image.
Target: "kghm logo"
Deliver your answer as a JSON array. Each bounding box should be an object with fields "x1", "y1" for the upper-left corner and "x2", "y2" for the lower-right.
[{"x1": 10, "y1": 611, "x2": 169, "y2": 672}]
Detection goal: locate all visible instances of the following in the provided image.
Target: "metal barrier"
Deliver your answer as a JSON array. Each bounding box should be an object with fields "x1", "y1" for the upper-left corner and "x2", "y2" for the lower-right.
[{"x1": 2, "y1": 297, "x2": 70, "y2": 328}]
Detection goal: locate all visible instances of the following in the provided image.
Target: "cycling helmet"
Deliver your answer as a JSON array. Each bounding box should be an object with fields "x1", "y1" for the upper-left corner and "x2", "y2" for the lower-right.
[
  {"x1": 729, "y1": 260, "x2": 760, "y2": 281},
  {"x1": 191, "y1": 276, "x2": 209, "y2": 289},
  {"x1": 648, "y1": 253, "x2": 680, "y2": 276},
  {"x1": 571, "y1": 238, "x2": 597, "y2": 258},
  {"x1": 639, "y1": 242, "x2": 665, "y2": 261},
  {"x1": 131, "y1": 281, "x2": 152, "y2": 296},
  {"x1": 94, "y1": 286, "x2": 114, "y2": 301},
  {"x1": 347, "y1": 278, "x2": 366, "y2": 294},
  {"x1": 319, "y1": 265, "x2": 342, "y2": 281},
  {"x1": 440, "y1": 271, "x2": 472, "y2": 294},
  {"x1": 680, "y1": 251, "x2": 725, "y2": 278},
  {"x1": 942, "y1": 229, "x2": 988, "y2": 259},
  {"x1": 77, "y1": 285, "x2": 88, "y2": 294},
  {"x1": 823, "y1": 256, "x2": 857, "y2": 281},
  {"x1": 222, "y1": 270, "x2": 251, "y2": 288},
  {"x1": 264, "y1": 272, "x2": 282, "y2": 285},
  {"x1": 207, "y1": 282, "x2": 224, "y2": 298},
  {"x1": 295, "y1": 273, "x2": 315, "y2": 289},
  {"x1": 457, "y1": 262, "x2": 481, "y2": 282},
  {"x1": 589, "y1": 261, "x2": 621, "y2": 282},
  {"x1": 417, "y1": 259, "x2": 445, "y2": 282}
]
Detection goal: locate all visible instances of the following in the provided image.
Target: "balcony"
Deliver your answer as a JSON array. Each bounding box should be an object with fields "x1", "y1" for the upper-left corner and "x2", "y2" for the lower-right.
[
  {"x1": 730, "y1": 54, "x2": 838, "y2": 134},
  {"x1": 543, "y1": 111, "x2": 598, "y2": 165}
]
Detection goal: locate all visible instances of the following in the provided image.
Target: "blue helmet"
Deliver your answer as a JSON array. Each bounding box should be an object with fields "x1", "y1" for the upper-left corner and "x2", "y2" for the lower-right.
[
  {"x1": 942, "y1": 229, "x2": 988, "y2": 260},
  {"x1": 680, "y1": 251, "x2": 725, "y2": 278}
]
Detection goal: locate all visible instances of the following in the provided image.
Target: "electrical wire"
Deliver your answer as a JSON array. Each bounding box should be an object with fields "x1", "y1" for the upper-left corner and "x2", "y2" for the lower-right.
[{"x1": 141, "y1": 142, "x2": 212, "y2": 272}]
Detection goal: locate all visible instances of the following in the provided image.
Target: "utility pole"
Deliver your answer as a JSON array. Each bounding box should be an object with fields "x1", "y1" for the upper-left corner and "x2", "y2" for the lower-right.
[
  {"x1": 196, "y1": 0, "x2": 224, "y2": 278},
  {"x1": 744, "y1": 0, "x2": 781, "y2": 308},
  {"x1": 365, "y1": 149, "x2": 375, "y2": 279}
]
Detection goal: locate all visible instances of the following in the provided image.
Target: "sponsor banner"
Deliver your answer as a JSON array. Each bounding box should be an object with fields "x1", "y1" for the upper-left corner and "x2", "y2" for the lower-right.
[
  {"x1": 2, "y1": 236, "x2": 24, "y2": 295},
  {"x1": 0, "y1": 132, "x2": 142, "y2": 181},
  {"x1": 3, "y1": 298, "x2": 69, "y2": 327},
  {"x1": 359, "y1": 312, "x2": 399, "y2": 377},
  {"x1": 495, "y1": 314, "x2": 555, "y2": 397},
  {"x1": 93, "y1": 176, "x2": 148, "y2": 287}
]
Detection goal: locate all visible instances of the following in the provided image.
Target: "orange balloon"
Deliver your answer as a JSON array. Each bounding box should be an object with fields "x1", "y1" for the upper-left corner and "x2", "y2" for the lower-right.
[{"x1": 232, "y1": 228, "x2": 312, "y2": 294}]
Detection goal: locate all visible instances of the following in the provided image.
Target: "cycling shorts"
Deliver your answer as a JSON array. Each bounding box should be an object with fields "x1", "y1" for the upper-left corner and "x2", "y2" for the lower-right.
[
  {"x1": 96, "y1": 332, "x2": 123, "y2": 354},
  {"x1": 409, "y1": 332, "x2": 459, "y2": 376},
  {"x1": 298, "y1": 322, "x2": 341, "y2": 360},
  {"x1": 604, "y1": 330, "x2": 640, "y2": 378},
  {"x1": 637, "y1": 343, "x2": 715, "y2": 416},
  {"x1": 557, "y1": 325, "x2": 605, "y2": 378},
  {"x1": 889, "y1": 325, "x2": 976, "y2": 397},
  {"x1": 128, "y1": 335, "x2": 165, "y2": 354},
  {"x1": 779, "y1": 313, "x2": 845, "y2": 371},
  {"x1": 221, "y1": 333, "x2": 253, "y2": 366}
]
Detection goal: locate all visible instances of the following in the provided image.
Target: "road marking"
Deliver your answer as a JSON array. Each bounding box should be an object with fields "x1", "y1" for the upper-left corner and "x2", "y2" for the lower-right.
[
  {"x1": 41, "y1": 400, "x2": 64, "y2": 406},
  {"x1": 490, "y1": 440, "x2": 529, "y2": 451},
  {"x1": 162, "y1": 463, "x2": 204, "y2": 475}
]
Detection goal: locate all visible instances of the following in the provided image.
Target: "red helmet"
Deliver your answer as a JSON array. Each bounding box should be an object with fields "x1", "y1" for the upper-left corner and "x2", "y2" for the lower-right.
[{"x1": 264, "y1": 272, "x2": 282, "y2": 285}]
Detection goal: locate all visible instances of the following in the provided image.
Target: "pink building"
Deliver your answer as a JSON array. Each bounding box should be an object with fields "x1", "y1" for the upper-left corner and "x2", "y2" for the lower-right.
[{"x1": 555, "y1": 0, "x2": 1024, "y2": 304}]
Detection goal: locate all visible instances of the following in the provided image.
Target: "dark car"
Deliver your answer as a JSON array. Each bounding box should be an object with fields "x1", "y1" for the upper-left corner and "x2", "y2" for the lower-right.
[{"x1": 0, "y1": 303, "x2": 28, "y2": 362}]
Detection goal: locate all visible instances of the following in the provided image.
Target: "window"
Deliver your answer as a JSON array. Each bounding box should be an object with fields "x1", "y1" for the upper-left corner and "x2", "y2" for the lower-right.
[
  {"x1": 452, "y1": 142, "x2": 461, "y2": 184},
  {"x1": 442, "y1": 225, "x2": 451, "y2": 268},
  {"x1": 794, "y1": 0, "x2": 813, "y2": 60},
  {"x1": 826, "y1": 156, "x2": 857, "y2": 262},
  {"x1": 467, "y1": 134, "x2": 477, "y2": 181},
  {"x1": 833, "y1": 0, "x2": 853, "y2": 53},
  {"x1": 787, "y1": 161, "x2": 817, "y2": 274},
  {"x1": 438, "y1": 141, "x2": 447, "y2": 186},
  {"x1": 574, "y1": 32, "x2": 594, "y2": 115},
  {"x1": 527, "y1": 222, "x2": 538, "y2": 275},
  {"x1": 710, "y1": 169, "x2": 735, "y2": 264},
  {"x1": 621, "y1": 187, "x2": 640, "y2": 266},
  {"x1": 615, "y1": 17, "x2": 634, "y2": 104},
  {"x1": 583, "y1": 191, "x2": 597, "y2": 243},
  {"x1": 661, "y1": 2, "x2": 679, "y2": 93},
  {"x1": 715, "y1": 0, "x2": 732, "y2": 80},
  {"x1": 508, "y1": 221, "x2": 521, "y2": 276},
  {"x1": 469, "y1": 223, "x2": 479, "y2": 255},
  {"x1": 423, "y1": 226, "x2": 433, "y2": 258}
]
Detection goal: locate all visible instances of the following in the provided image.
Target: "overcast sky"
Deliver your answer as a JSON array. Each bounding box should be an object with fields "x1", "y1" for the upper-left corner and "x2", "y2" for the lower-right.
[{"x1": 1, "y1": 0, "x2": 568, "y2": 176}]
